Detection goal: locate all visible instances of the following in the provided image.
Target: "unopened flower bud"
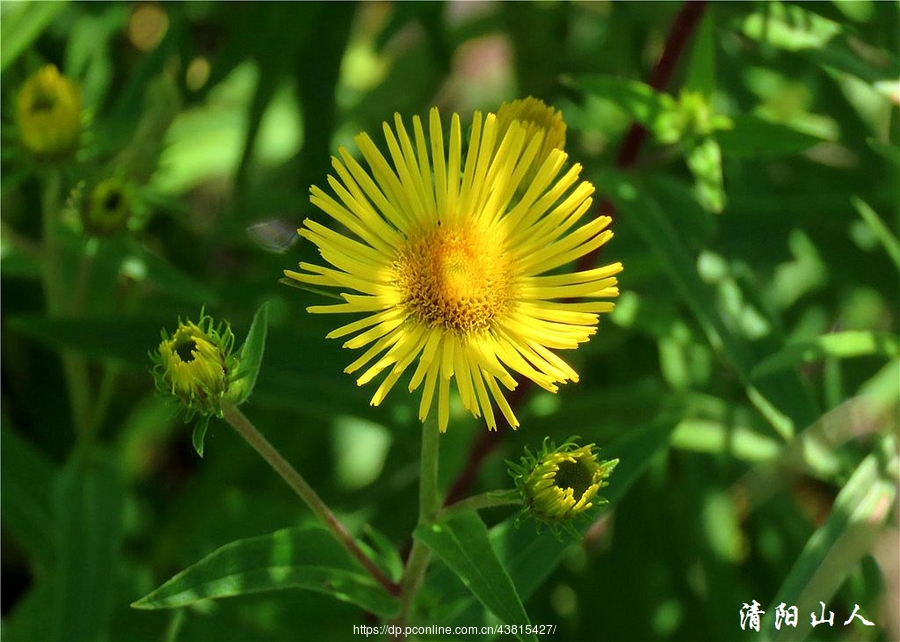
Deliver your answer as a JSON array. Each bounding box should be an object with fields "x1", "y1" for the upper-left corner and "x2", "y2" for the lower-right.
[
  {"x1": 509, "y1": 437, "x2": 617, "y2": 534},
  {"x1": 16, "y1": 65, "x2": 82, "y2": 162},
  {"x1": 496, "y1": 97, "x2": 566, "y2": 181},
  {"x1": 83, "y1": 177, "x2": 133, "y2": 236},
  {"x1": 151, "y1": 312, "x2": 238, "y2": 418}
]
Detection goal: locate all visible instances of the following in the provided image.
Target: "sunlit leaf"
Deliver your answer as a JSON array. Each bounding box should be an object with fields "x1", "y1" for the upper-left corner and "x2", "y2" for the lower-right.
[
  {"x1": 764, "y1": 434, "x2": 898, "y2": 642},
  {"x1": 415, "y1": 512, "x2": 536, "y2": 642},
  {"x1": 740, "y1": 2, "x2": 841, "y2": 51},
  {"x1": 752, "y1": 331, "x2": 900, "y2": 378},
  {"x1": 132, "y1": 525, "x2": 400, "y2": 618},
  {"x1": 569, "y1": 74, "x2": 681, "y2": 143},
  {"x1": 0, "y1": 1, "x2": 67, "y2": 71}
]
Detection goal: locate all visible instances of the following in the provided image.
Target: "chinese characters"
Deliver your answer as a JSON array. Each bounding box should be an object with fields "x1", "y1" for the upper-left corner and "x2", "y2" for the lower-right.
[{"x1": 739, "y1": 602, "x2": 874, "y2": 632}]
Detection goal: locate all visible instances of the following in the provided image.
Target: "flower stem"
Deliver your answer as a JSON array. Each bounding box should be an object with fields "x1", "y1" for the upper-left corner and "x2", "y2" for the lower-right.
[
  {"x1": 419, "y1": 409, "x2": 441, "y2": 522},
  {"x1": 395, "y1": 408, "x2": 442, "y2": 631},
  {"x1": 221, "y1": 403, "x2": 399, "y2": 596},
  {"x1": 41, "y1": 169, "x2": 92, "y2": 440}
]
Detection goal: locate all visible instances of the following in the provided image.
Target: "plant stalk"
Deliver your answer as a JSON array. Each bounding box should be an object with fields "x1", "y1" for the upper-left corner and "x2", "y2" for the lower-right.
[
  {"x1": 41, "y1": 169, "x2": 92, "y2": 440},
  {"x1": 395, "y1": 407, "x2": 442, "y2": 631},
  {"x1": 221, "y1": 403, "x2": 399, "y2": 596}
]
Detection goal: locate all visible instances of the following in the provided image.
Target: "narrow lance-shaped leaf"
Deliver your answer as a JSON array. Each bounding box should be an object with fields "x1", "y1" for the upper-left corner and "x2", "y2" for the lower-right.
[
  {"x1": 0, "y1": 425, "x2": 57, "y2": 571},
  {"x1": 763, "y1": 434, "x2": 898, "y2": 642},
  {"x1": 191, "y1": 414, "x2": 211, "y2": 458},
  {"x1": 51, "y1": 453, "x2": 125, "y2": 642},
  {"x1": 414, "y1": 512, "x2": 537, "y2": 642},
  {"x1": 0, "y1": 1, "x2": 66, "y2": 71},
  {"x1": 231, "y1": 301, "x2": 269, "y2": 405},
  {"x1": 752, "y1": 331, "x2": 900, "y2": 379},
  {"x1": 132, "y1": 525, "x2": 400, "y2": 618},
  {"x1": 852, "y1": 197, "x2": 900, "y2": 270},
  {"x1": 684, "y1": 13, "x2": 716, "y2": 97}
]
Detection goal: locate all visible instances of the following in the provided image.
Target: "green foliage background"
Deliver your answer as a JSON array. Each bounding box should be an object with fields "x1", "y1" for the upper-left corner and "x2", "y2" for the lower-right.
[{"x1": 2, "y1": 1, "x2": 898, "y2": 641}]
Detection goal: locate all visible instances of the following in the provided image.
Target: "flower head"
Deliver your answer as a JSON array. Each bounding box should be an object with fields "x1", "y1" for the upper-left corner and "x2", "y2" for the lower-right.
[
  {"x1": 16, "y1": 65, "x2": 82, "y2": 161},
  {"x1": 509, "y1": 437, "x2": 617, "y2": 533},
  {"x1": 285, "y1": 103, "x2": 621, "y2": 432},
  {"x1": 151, "y1": 312, "x2": 238, "y2": 418},
  {"x1": 83, "y1": 177, "x2": 133, "y2": 236}
]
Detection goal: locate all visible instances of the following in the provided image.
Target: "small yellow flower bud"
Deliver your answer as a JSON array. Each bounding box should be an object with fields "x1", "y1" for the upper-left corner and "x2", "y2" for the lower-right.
[
  {"x1": 496, "y1": 97, "x2": 567, "y2": 179},
  {"x1": 509, "y1": 437, "x2": 617, "y2": 534},
  {"x1": 83, "y1": 177, "x2": 133, "y2": 236},
  {"x1": 16, "y1": 65, "x2": 82, "y2": 162},
  {"x1": 151, "y1": 313, "x2": 238, "y2": 418}
]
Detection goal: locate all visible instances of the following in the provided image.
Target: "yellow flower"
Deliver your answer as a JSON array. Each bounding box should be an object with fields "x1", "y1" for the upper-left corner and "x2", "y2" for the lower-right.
[
  {"x1": 16, "y1": 65, "x2": 82, "y2": 161},
  {"x1": 509, "y1": 437, "x2": 617, "y2": 533},
  {"x1": 285, "y1": 107, "x2": 621, "y2": 431},
  {"x1": 151, "y1": 313, "x2": 237, "y2": 418}
]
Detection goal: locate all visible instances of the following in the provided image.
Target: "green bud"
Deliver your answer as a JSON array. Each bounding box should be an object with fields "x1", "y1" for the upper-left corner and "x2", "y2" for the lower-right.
[
  {"x1": 508, "y1": 437, "x2": 618, "y2": 535},
  {"x1": 150, "y1": 311, "x2": 239, "y2": 419},
  {"x1": 83, "y1": 177, "x2": 134, "y2": 237},
  {"x1": 16, "y1": 65, "x2": 82, "y2": 162}
]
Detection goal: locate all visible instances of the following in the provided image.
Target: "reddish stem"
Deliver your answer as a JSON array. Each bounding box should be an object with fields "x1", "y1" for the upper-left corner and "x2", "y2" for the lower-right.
[{"x1": 443, "y1": 0, "x2": 708, "y2": 507}]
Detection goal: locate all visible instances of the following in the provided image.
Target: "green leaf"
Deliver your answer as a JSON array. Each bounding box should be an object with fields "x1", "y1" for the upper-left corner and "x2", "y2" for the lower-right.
[
  {"x1": 415, "y1": 512, "x2": 536, "y2": 642},
  {"x1": 0, "y1": 232, "x2": 42, "y2": 279},
  {"x1": 361, "y1": 524, "x2": 404, "y2": 584},
  {"x1": 51, "y1": 452, "x2": 125, "y2": 641},
  {"x1": 717, "y1": 114, "x2": 825, "y2": 158},
  {"x1": 131, "y1": 525, "x2": 399, "y2": 618},
  {"x1": 600, "y1": 170, "x2": 818, "y2": 439},
  {"x1": 7, "y1": 314, "x2": 179, "y2": 369},
  {"x1": 0, "y1": 423, "x2": 57, "y2": 571},
  {"x1": 764, "y1": 434, "x2": 898, "y2": 642},
  {"x1": 192, "y1": 415, "x2": 211, "y2": 458},
  {"x1": 231, "y1": 301, "x2": 269, "y2": 405},
  {"x1": 4, "y1": 581, "x2": 56, "y2": 641},
  {"x1": 685, "y1": 136, "x2": 725, "y2": 213},
  {"x1": 852, "y1": 197, "x2": 900, "y2": 269},
  {"x1": 739, "y1": 1, "x2": 841, "y2": 52},
  {"x1": 866, "y1": 138, "x2": 899, "y2": 167},
  {"x1": 752, "y1": 331, "x2": 900, "y2": 378},
  {"x1": 123, "y1": 238, "x2": 221, "y2": 305},
  {"x1": 0, "y1": 1, "x2": 67, "y2": 71},
  {"x1": 569, "y1": 74, "x2": 680, "y2": 143},
  {"x1": 684, "y1": 13, "x2": 716, "y2": 97}
]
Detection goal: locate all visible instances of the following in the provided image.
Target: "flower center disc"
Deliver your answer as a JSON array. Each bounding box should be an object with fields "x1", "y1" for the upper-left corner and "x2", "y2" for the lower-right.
[
  {"x1": 554, "y1": 459, "x2": 594, "y2": 501},
  {"x1": 396, "y1": 223, "x2": 512, "y2": 334}
]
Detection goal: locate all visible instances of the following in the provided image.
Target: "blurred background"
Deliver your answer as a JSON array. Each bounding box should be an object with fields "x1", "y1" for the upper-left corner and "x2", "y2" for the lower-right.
[{"x1": 1, "y1": 1, "x2": 898, "y2": 640}]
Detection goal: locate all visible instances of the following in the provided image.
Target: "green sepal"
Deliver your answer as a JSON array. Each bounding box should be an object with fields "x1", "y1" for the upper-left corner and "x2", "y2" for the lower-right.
[
  {"x1": 192, "y1": 415, "x2": 211, "y2": 458},
  {"x1": 229, "y1": 301, "x2": 269, "y2": 405}
]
